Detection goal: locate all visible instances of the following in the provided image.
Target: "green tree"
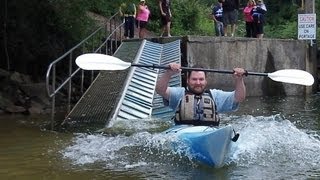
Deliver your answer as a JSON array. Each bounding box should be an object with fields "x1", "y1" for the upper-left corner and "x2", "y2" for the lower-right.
[{"x1": 1, "y1": 0, "x2": 319, "y2": 80}]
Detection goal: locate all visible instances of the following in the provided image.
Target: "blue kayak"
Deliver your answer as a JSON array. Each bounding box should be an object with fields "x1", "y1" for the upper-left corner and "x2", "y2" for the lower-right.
[{"x1": 163, "y1": 125, "x2": 235, "y2": 167}]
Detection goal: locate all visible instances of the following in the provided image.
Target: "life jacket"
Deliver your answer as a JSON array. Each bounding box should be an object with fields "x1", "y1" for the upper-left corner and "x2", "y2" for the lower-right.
[{"x1": 175, "y1": 90, "x2": 220, "y2": 126}]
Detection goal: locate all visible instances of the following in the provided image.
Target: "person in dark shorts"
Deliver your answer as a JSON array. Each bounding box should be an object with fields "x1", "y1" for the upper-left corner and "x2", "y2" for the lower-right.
[
  {"x1": 119, "y1": 1, "x2": 136, "y2": 39},
  {"x1": 251, "y1": 0, "x2": 267, "y2": 38},
  {"x1": 159, "y1": 0, "x2": 172, "y2": 37},
  {"x1": 222, "y1": 0, "x2": 239, "y2": 37},
  {"x1": 136, "y1": 0, "x2": 151, "y2": 38}
]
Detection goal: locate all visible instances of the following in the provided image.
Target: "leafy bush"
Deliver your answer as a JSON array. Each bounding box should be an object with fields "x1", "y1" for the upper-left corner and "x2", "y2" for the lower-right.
[
  {"x1": 49, "y1": 0, "x2": 96, "y2": 41},
  {"x1": 2, "y1": 0, "x2": 318, "y2": 77}
]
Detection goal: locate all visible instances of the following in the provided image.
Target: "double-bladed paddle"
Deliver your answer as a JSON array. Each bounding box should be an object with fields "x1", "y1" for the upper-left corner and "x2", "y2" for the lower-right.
[{"x1": 75, "y1": 53, "x2": 314, "y2": 86}]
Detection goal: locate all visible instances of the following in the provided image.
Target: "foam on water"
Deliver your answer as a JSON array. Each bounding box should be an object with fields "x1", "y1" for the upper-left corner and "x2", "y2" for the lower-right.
[
  {"x1": 62, "y1": 114, "x2": 320, "y2": 176},
  {"x1": 226, "y1": 114, "x2": 320, "y2": 177},
  {"x1": 61, "y1": 117, "x2": 194, "y2": 169}
]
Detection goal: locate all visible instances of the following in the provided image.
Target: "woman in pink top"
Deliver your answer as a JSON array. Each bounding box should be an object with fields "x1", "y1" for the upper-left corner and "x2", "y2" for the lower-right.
[
  {"x1": 136, "y1": 0, "x2": 151, "y2": 39},
  {"x1": 243, "y1": 0, "x2": 256, "y2": 37}
]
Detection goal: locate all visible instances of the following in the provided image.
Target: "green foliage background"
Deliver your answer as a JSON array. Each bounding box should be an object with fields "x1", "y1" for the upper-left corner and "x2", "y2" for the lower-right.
[
  {"x1": 53, "y1": 0, "x2": 320, "y2": 41},
  {"x1": 0, "y1": 0, "x2": 319, "y2": 79}
]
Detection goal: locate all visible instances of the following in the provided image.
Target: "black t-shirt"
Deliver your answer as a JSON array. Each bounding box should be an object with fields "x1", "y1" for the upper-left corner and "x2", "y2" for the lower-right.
[
  {"x1": 222, "y1": 0, "x2": 239, "y2": 12},
  {"x1": 160, "y1": 0, "x2": 171, "y2": 14}
]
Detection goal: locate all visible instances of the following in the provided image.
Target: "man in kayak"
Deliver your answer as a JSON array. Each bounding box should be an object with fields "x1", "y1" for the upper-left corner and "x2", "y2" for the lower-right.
[{"x1": 155, "y1": 63, "x2": 246, "y2": 126}]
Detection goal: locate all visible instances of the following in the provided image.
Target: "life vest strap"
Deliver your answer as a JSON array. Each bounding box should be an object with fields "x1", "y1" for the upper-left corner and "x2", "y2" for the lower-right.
[{"x1": 174, "y1": 119, "x2": 219, "y2": 126}]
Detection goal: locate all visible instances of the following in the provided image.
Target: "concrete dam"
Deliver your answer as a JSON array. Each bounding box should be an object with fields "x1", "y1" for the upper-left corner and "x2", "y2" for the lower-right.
[{"x1": 182, "y1": 36, "x2": 317, "y2": 96}]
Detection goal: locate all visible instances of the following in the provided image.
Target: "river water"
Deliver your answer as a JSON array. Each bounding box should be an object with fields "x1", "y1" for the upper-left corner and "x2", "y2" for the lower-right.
[{"x1": 1, "y1": 94, "x2": 320, "y2": 179}]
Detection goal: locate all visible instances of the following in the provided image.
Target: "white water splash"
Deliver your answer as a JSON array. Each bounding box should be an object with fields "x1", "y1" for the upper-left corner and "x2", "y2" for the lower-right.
[
  {"x1": 61, "y1": 114, "x2": 320, "y2": 177},
  {"x1": 61, "y1": 129, "x2": 194, "y2": 169},
  {"x1": 226, "y1": 114, "x2": 320, "y2": 174}
]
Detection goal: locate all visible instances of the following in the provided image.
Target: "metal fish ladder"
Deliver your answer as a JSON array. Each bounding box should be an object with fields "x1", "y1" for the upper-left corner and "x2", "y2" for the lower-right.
[{"x1": 110, "y1": 40, "x2": 181, "y2": 122}]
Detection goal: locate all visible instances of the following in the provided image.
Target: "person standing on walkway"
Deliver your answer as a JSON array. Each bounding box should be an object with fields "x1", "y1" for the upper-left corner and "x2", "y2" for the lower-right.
[
  {"x1": 159, "y1": 0, "x2": 172, "y2": 37},
  {"x1": 119, "y1": 1, "x2": 136, "y2": 39},
  {"x1": 222, "y1": 0, "x2": 240, "y2": 37},
  {"x1": 251, "y1": 0, "x2": 267, "y2": 38},
  {"x1": 243, "y1": 0, "x2": 255, "y2": 37},
  {"x1": 211, "y1": 0, "x2": 224, "y2": 36},
  {"x1": 136, "y1": 0, "x2": 151, "y2": 39}
]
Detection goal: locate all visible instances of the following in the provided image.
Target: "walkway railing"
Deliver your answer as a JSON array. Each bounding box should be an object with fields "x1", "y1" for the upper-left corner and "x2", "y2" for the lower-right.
[{"x1": 45, "y1": 13, "x2": 124, "y2": 130}]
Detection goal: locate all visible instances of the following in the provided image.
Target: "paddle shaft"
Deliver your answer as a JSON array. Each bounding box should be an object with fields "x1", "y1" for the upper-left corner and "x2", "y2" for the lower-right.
[
  {"x1": 75, "y1": 53, "x2": 314, "y2": 86},
  {"x1": 131, "y1": 64, "x2": 268, "y2": 77}
]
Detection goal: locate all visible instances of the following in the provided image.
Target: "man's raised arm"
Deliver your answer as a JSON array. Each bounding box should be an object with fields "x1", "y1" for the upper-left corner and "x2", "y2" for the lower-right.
[{"x1": 155, "y1": 63, "x2": 181, "y2": 100}]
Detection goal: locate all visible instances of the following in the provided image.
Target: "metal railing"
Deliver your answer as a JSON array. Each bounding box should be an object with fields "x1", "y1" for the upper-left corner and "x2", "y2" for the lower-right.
[{"x1": 45, "y1": 12, "x2": 124, "y2": 130}]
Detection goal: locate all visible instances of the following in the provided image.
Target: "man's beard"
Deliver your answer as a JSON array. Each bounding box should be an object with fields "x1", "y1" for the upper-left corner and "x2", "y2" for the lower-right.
[{"x1": 186, "y1": 85, "x2": 205, "y2": 95}]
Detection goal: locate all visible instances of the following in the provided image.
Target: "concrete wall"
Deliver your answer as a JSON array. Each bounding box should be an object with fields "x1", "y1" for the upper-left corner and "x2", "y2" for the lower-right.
[{"x1": 184, "y1": 36, "x2": 315, "y2": 96}]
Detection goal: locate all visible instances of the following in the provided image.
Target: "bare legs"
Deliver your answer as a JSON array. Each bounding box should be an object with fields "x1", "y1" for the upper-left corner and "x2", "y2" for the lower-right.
[
  {"x1": 224, "y1": 24, "x2": 236, "y2": 37},
  {"x1": 161, "y1": 22, "x2": 171, "y2": 37},
  {"x1": 231, "y1": 24, "x2": 236, "y2": 37},
  {"x1": 139, "y1": 28, "x2": 146, "y2": 39},
  {"x1": 166, "y1": 22, "x2": 171, "y2": 37},
  {"x1": 256, "y1": 34, "x2": 264, "y2": 38}
]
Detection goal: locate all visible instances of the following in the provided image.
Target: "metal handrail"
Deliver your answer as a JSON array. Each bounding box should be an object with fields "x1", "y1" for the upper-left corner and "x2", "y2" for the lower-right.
[{"x1": 45, "y1": 12, "x2": 123, "y2": 130}]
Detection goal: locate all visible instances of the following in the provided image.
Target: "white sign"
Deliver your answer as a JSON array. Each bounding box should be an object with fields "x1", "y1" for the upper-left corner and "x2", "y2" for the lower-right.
[{"x1": 298, "y1": 14, "x2": 316, "y2": 40}]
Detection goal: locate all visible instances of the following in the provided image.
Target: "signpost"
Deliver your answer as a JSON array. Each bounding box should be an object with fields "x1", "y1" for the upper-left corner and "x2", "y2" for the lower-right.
[{"x1": 298, "y1": 13, "x2": 316, "y2": 40}]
